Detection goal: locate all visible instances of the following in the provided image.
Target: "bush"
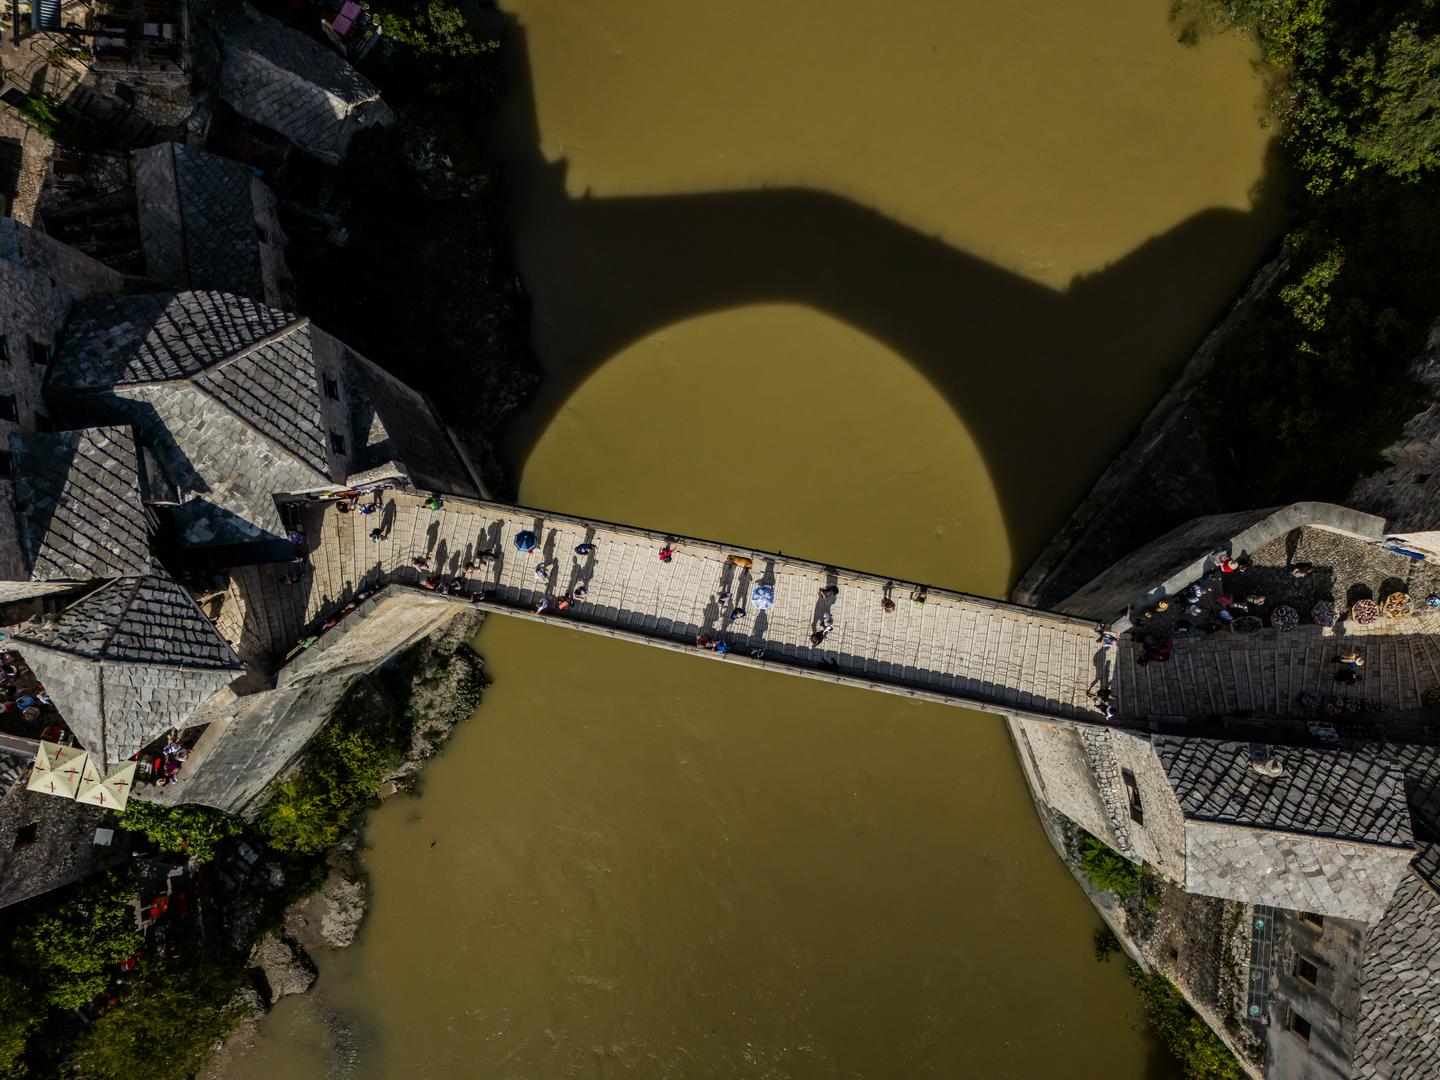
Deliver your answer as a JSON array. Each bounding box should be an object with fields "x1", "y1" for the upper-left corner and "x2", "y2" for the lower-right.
[
  {"x1": 10, "y1": 872, "x2": 142, "y2": 1009},
  {"x1": 116, "y1": 802, "x2": 242, "y2": 865},
  {"x1": 1080, "y1": 837, "x2": 1143, "y2": 897},
  {"x1": 71, "y1": 962, "x2": 248, "y2": 1080},
  {"x1": 1130, "y1": 964, "x2": 1245, "y2": 1080},
  {"x1": 0, "y1": 974, "x2": 33, "y2": 1078},
  {"x1": 19, "y1": 95, "x2": 60, "y2": 138},
  {"x1": 1171, "y1": 2, "x2": 1440, "y2": 504},
  {"x1": 257, "y1": 720, "x2": 397, "y2": 854},
  {"x1": 368, "y1": 0, "x2": 501, "y2": 102}
]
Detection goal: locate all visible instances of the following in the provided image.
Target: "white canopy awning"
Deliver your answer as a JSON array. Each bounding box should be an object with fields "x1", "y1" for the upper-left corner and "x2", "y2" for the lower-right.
[{"x1": 26, "y1": 741, "x2": 89, "y2": 800}]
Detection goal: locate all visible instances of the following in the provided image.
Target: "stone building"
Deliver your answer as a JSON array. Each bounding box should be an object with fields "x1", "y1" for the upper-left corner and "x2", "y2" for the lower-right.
[
  {"x1": 216, "y1": 2, "x2": 394, "y2": 164},
  {"x1": 1012, "y1": 500, "x2": 1440, "y2": 1079},
  {"x1": 45, "y1": 288, "x2": 479, "y2": 561},
  {"x1": 5, "y1": 574, "x2": 241, "y2": 767},
  {"x1": 0, "y1": 221, "x2": 126, "y2": 581},
  {"x1": 132, "y1": 142, "x2": 293, "y2": 308}
]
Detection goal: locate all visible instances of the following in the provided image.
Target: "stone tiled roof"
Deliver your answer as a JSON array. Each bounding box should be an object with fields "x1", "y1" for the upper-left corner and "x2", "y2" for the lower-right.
[
  {"x1": 133, "y1": 143, "x2": 266, "y2": 299},
  {"x1": 193, "y1": 324, "x2": 329, "y2": 473},
  {"x1": 1392, "y1": 744, "x2": 1440, "y2": 839},
  {"x1": 1352, "y1": 859, "x2": 1440, "y2": 1078},
  {"x1": 0, "y1": 785, "x2": 125, "y2": 909},
  {"x1": 1154, "y1": 737, "x2": 1414, "y2": 847},
  {"x1": 51, "y1": 291, "x2": 297, "y2": 392},
  {"x1": 11, "y1": 426, "x2": 152, "y2": 581},
  {"x1": 10, "y1": 576, "x2": 238, "y2": 668},
  {"x1": 217, "y1": 3, "x2": 390, "y2": 161},
  {"x1": 6, "y1": 576, "x2": 241, "y2": 763}
]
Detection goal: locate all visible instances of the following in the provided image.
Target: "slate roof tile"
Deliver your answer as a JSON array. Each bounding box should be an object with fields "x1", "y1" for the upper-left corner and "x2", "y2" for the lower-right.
[
  {"x1": 217, "y1": 3, "x2": 388, "y2": 160},
  {"x1": 1155, "y1": 736, "x2": 1414, "y2": 847},
  {"x1": 193, "y1": 325, "x2": 329, "y2": 473},
  {"x1": 51, "y1": 291, "x2": 297, "y2": 392},
  {"x1": 1352, "y1": 860, "x2": 1440, "y2": 1078},
  {"x1": 133, "y1": 143, "x2": 266, "y2": 299},
  {"x1": 11, "y1": 426, "x2": 151, "y2": 581}
]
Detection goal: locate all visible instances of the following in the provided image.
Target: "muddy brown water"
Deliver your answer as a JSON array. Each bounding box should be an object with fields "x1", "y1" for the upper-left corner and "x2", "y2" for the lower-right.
[{"x1": 225, "y1": 2, "x2": 1278, "y2": 1076}]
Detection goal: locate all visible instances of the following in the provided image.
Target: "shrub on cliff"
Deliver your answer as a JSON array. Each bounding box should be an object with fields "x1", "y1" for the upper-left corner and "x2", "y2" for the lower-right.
[
  {"x1": 1080, "y1": 837, "x2": 1143, "y2": 896},
  {"x1": 116, "y1": 802, "x2": 242, "y2": 865},
  {"x1": 1130, "y1": 964, "x2": 1245, "y2": 1080},
  {"x1": 257, "y1": 721, "x2": 396, "y2": 855},
  {"x1": 1170, "y1": 1, "x2": 1440, "y2": 503}
]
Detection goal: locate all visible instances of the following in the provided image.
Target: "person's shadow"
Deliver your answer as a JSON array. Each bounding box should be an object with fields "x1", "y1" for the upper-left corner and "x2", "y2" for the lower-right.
[{"x1": 486, "y1": 18, "x2": 1285, "y2": 570}]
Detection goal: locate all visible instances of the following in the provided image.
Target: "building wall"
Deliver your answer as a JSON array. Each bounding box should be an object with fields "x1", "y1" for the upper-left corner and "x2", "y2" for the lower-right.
[
  {"x1": 1183, "y1": 824, "x2": 1414, "y2": 923},
  {"x1": 1264, "y1": 909, "x2": 1364, "y2": 1080},
  {"x1": 0, "y1": 221, "x2": 125, "y2": 580},
  {"x1": 1055, "y1": 502, "x2": 1387, "y2": 631},
  {"x1": 1008, "y1": 718, "x2": 1123, "y2": 852},
  {"x1": 149, "y1": 591, "x2": 462, "y2": 814},
  {"x1": 1108, "y1": 730, "x2": 1187, "y2": 880},
  {"x1": 250, "y1": 175, "x2": 293, "y2": 310}
]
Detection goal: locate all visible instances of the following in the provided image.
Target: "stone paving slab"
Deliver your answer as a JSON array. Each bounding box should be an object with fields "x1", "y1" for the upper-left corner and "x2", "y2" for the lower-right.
[{"x1": 218, "y1": 492, "x2": 1108, "y2": 722}]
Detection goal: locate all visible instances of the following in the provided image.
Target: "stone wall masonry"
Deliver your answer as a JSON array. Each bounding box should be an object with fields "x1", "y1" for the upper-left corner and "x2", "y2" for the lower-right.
[
  {"x1": 1057, "y1": 502, "x2": 1387, "y2": 632},
  {"x1": 1013, "y1": 256, "x2": 1289, "y2": 611},
  {"x1": 149, "y1": 590, "x2": 462, "y2": 814}
]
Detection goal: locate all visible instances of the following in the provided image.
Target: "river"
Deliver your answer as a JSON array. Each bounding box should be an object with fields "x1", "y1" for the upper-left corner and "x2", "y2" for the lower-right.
[{"x1": 226, "y1": 1, "x2": 1279, "y2": 1076}]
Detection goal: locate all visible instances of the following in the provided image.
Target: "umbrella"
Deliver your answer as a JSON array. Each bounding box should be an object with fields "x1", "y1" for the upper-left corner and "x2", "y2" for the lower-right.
[
  {"x1": 513, "y1": 530, "x2": 538, "y2": 552},
  {"x1": 26, "y1": 742, "x2": 88, "y2": 800},
  {"x1": 76, "y1": 760, "x2": 137, "y2": 811},
  {"x1": 751, "y1": 584, "x2": 774, "y2": 611}
]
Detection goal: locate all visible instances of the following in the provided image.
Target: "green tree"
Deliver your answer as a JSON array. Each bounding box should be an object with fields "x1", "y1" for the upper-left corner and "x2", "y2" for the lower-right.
[
  {"x1": 1079, "y1": 837, "x2": 1143, "y2": 896},
  {"x1": 12, "y1": 872, "x2": 141, "y2": 1009},
  {"x1": 0, "y1": 973, "x2": 34, "y2": 1078},
  {"x1": 116, "y1": 801, "x2": 242, "y2": 865},
  {"x1": 71, "y1": 962, "x2": 247, "y2": 1080},
  {"x1": 368, "y1": 0, "x2": 501, "y2": 101}
]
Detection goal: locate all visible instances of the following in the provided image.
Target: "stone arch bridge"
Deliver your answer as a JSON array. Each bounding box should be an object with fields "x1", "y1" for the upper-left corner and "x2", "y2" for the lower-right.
[{"x1": 216, "y1": 493, "x2": 1440, "y2": 747}]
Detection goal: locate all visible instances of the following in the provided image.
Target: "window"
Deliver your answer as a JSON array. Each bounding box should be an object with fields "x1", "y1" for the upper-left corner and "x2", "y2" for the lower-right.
[
  {"x1": 1286, "y1": 1009, "x2": 1312, "y2": 1043},
  {"x1": 0, "y1": 335, "x2": 9, "y2": 365},
  {"x1": 323, "y1": 375, "x2": 339, "y2": 401},
  {"x1": 1121, "y1": 768, "x2": 1144, "y2": 825},
  {"x1": 0, "y1": 451, "x2": 13, "y2": 477},
  {"x1": 1300, "y1": 912, "x2": 1324, "y2": 931},
  {"x1": 28, "y1": 340, "x2": 50, "y2": 366},
  {"x1": 329, "y1": 430, "x2": 346, "y2": 454},
  {"x1": 1294, "y1": 956, "x2": 1320, "y2": 986},
  {"x1": 0, "y1": 395, "x2": 17, "y2": 423},
  {"x1": 13, "y1": 822, "x2": 38, "y2": 848}
]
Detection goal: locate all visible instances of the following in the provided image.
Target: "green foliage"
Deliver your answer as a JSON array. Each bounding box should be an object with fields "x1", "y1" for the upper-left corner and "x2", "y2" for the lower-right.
[
  {"x1": 1080, "y1": 837, "x2": 1143, "y2": 897},
  {"x1": 443, "y1": 669, "x2": 487, "y2": 725},
  {"x1": 116, "y1": 801, "x2": 242, "y2": 865},
  {"x1": 257, "y1": 719, "x2": 397, "y2": 854},
  {"x1": 369, "y1": 0, "x2": 501, "y2": 102},
  {"x1": 1170, "y1": 1, "x2": 1440, "y2": 502},
  {"x1": 19, "y1": 95, "x2": 60, "y2": 138},
  {"x1": 1130, "y1": 964, "x2": 1245, "y2": 1080},
  {"x1": 1093, "y1": 924, "x2": 1123, "y2": 963},
  {"x1": 71, "y1": 962, "x2": 247, "y2": 1080},
  {"x1": 0, "y1": 974, "x2": 34, "y2": 1078},
  {"x1": 10, "y1": 872, "x2": 142, "y2": 1010}
]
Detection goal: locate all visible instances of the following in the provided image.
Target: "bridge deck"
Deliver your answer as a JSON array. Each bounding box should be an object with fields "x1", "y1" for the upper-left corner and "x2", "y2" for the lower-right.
[{"x1": 217, "y1": 492, "x2": 1107, "y2": 723}]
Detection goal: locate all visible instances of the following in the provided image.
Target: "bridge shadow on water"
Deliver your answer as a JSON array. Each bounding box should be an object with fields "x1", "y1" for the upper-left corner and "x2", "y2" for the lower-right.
[{"x1": 488, "y1": 18, "x2": 1286, "y2": 578}]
